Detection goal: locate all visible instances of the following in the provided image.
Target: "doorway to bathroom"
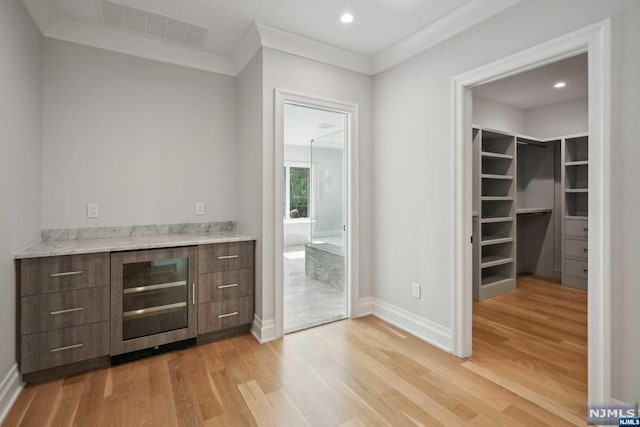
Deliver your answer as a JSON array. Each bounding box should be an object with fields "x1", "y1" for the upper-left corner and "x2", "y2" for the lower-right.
[{"x1": 281, "y1": 102, "x2": 348, "y2": 333}]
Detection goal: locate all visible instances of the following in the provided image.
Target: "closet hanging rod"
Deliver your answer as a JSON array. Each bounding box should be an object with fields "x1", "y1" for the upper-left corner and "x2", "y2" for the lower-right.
[{"x1": 516, "y1": 139, "x2": 548, "y2": 149}]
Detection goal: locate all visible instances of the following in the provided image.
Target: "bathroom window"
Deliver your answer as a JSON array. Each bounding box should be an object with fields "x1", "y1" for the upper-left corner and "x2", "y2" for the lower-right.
[{"x1": 284, "y1": 162, "x2": 311, "y2": 219}]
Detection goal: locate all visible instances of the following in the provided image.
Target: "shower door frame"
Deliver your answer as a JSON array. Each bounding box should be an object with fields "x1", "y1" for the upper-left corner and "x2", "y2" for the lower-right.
[{"x1": 274, "y1": 89, "x2": 360, "y2": 338}]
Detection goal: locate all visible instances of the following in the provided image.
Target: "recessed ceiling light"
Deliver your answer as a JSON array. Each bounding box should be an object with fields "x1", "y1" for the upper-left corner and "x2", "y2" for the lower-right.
[
  {"x1": 340, "y1": 13, "x2": 354, "y2": 24},
  {"x1": 554, "y1": 81, "x2": 567, "y2": 89}
]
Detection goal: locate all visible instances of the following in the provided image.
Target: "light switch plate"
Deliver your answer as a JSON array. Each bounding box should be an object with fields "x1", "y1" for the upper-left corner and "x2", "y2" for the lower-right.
[
  {"x1": 87, "y1": 203, "x2": 99, "y2": 218},
  {"x1": 195, "y1": 202, "x2": 205, "y2": 216},
  {"x1": 412, "y1": 283, "x2": 421, "y2": 299}
]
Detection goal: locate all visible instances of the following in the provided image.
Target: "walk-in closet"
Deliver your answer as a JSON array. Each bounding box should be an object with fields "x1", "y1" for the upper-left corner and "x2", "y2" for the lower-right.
[{"x1": 471, "y1": 53, "x2": 589, "y2": 300}]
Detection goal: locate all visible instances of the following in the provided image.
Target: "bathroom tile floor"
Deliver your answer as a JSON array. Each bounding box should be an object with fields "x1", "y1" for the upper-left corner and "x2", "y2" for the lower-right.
[{"x1": 284, "y1": 245, "x2": 346, "y2": 333}]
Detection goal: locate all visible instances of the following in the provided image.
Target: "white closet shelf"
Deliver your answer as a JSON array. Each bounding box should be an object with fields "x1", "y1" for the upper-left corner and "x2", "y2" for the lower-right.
[
  {"x1": 481, "y1": 275, "x2": 512, "y2": 287},
  {"x1": 565, "y1": 188, "x2": 588, "y2": 193},
  {"x1": 565, "y1": 215, "x2": 588, "y2": 220},
  {"x1": 481, "y1": 216, "x2": 513, "y2": 224},
  {"x1": 565, "y1": 160, "x2": 589, "y2": 166},
  {"x1": 481, "y1": 256, "x2": 513, "y2": 269},
  {"x1": 481, "y1": 196, "x2": 513, "y2": 201},
  {"x1": 481, "y1": 151, "x2": 513, "y2": 160},
  {"x1": 481, "y1": 237, "x2": 513, "y2": 246},
  {"x1": 481, "y1": 174, "x2": 513, "y2": 180}
]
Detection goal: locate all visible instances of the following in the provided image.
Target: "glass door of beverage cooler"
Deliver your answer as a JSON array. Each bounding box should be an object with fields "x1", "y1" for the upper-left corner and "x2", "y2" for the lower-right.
[{"x1": 110, "y1": 246, "x2": 197, "y2": 356}]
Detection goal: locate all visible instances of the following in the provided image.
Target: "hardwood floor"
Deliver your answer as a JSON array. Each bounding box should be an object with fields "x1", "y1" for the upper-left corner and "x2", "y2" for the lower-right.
[{"x1": 3, "y1": 276, "x2": 587, "y2": 426}]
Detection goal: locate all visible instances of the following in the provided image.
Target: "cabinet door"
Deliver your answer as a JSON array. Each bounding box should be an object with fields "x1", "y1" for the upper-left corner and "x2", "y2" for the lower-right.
[{"x1": 111, "y1": 246, "x2": 198, "y2": 356}]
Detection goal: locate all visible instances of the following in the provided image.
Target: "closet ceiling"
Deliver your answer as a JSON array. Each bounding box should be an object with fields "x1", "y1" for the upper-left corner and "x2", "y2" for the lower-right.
[{"x1": 473, "y1": 54, "x2": 588, "y2": 109}]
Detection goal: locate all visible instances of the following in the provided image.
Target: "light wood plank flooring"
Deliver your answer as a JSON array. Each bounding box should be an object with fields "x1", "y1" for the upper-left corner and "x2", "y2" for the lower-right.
[{"x1": 3, "y1": 276, "x2": 587, "y2": 426}]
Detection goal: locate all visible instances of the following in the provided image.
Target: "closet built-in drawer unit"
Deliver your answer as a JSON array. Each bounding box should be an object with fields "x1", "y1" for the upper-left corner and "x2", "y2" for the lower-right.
[
  {"x1": 564, "y1": 238, "x2": 588, "y2": 259},
  {"x1": 564, "y1": 218, "x2": 588, "y2": 239},
  {"x1": 565, "y1": 258, "x2": 588, "y2": 279},
  {"x1": 18, "y1": 253, "x2": 111, "y2": 375},
  {"x1": 197, "y1": 241, "x2": 255, "y2": 336}
]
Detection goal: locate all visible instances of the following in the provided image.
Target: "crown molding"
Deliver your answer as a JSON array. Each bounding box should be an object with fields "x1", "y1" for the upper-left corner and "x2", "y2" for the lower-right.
[
  {"x1": 231, "y1": 22, "x2": 263, "y2": 74},
  {"x1": 22, "y1": 0, "x2": 56, "y2": 32},
  {"x1": 254, "y1": 23, "x2": 373, "y2": 75},
  {"x1": 43, "y1": 18, "x2": 236, "y2": 75},
  {"x1": 372, "y1": 0, "x2": 524, "y2": 74}
]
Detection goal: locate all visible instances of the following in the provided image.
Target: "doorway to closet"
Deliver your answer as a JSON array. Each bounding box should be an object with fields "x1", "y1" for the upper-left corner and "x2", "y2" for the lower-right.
[
  {"x1": 281, "y1": 102, "x2": 348, "y2": 333},
  {"x1": 468, "y1": 53, "x2": 590, "y2": 423}
]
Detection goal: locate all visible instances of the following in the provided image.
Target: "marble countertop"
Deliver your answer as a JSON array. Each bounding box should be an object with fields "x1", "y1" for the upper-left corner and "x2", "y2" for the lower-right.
[{"x1": 15, "y1": 231, "x2": 255, "y2": 259}]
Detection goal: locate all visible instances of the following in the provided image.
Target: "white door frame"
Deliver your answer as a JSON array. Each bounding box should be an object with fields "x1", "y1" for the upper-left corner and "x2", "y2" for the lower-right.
[
  {"x1": 274, "y1": 89, "x2": 360, "y2": 338},
  {"x1": 451, "y1": 20, "x2": 611, "y2": 404}
]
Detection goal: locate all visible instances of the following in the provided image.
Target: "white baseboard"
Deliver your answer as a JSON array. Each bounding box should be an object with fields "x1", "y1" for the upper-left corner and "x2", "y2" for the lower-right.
[
  {"x1": 357, "y1": 297, "x2": 452, "y2": 352},
  {"x1": 250, "y1": 314, "x2": 278, "y2": 344},
  {"x1": 0, "y1": 364, "x2": 23, "y2": 425}
]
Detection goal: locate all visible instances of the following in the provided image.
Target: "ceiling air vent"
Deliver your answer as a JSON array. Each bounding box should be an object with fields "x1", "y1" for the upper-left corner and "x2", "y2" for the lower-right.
[{"x1": 99, "y1": 0, "x2": 209, "y2": 49}]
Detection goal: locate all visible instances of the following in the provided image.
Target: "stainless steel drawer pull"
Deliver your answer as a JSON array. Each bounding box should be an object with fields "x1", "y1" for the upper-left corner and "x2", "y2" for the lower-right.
[
  {"x1": 50, "y1": 307, "x2": 84, "y2": 315},
  {"x1": 217, "y1": 255, "x2": 239, "y2": 260},
  {"x1": 50, "y1": 270, "x2": 84, "y2": 278},
  {"x1": 217, "y1": 283, "x2": 239, "y2": 289},
  {"x1": 50, "y1": 343, "x2": 83, "y2": 353},
  {"x1": 192, "y1": 283, "x2": 196, "y2": 305},
  {"x1": 217, "y1": 311, "x2": 239, "y2": 319}
]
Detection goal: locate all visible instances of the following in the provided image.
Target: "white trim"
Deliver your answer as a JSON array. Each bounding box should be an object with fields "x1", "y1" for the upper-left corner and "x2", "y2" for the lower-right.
[
  {"x1": 232, "y1": 22, "x2": 263, "y2": 75},
  {"x1": 274, "y1": 89, "x2": 360, "y2": 339},
  {"x1": 250, "y1": 314, "x2": 277, "y2": 344},
  {"x1": 0, "y1": 364, "x2": 23, "y2": 425},
  {"x1": 358, "y1": 298, "x2": 452, "y2": 352},
  {"x1": 372, "y1": 0, "x2": 524, "y2": 74},
  {"x1": 44, "y1": 18, "x2": 236, "y2": 76},
  {"x1": 357, "y1": 296, "x2": 375, "y2": 317},
  {"x1": 451, "y1": 20, "x2": 611, "y2": 403},
  {"x1": 256, "y1": 24, "x2": 372, "y2": 75}
]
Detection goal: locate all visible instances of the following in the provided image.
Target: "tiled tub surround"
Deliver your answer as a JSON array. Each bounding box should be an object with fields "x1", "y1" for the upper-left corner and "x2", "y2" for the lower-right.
[
  {"x1": 304, "y1": 242, "x2": 345, "y2": 290},
  {"x1": 41, "y1": 221, "x2": 235, "y2": 242}
]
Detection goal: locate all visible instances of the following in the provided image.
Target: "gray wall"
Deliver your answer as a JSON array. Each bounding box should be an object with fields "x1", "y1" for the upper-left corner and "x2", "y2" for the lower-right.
[
  {"x1": 373, "y1": 0, "x2": 639, "y2": 400},
  {"x1": 41, "y1": 39, "x2": 238, "y2": 229},
  {"x1": 0, "y1": 0, "x2": 42, "y2": 389},
  {"x1": 525, "y1": 97, "x2": 588, "y2": 138},
  {"x1": 473, "y1": 95, "x2": 525, "y2": 134},
  {"x1": 236, "y1": 50, "x2": 264, "y2": 323}
]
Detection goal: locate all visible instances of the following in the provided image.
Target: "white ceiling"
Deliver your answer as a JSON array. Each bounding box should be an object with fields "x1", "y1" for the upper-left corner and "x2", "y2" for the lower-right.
[
  {"x1": 51, "y1": 0, "x2": 472, "y2": 56},
  {"x1": 22, "y1": 0, "x2": 523, "y2": 75},
  {"x1": 284, "y1": 104, "x2": 346, "y2": 149},
  {"x1": 473, "y1": 53, "x2": 588, "y2": 110}
]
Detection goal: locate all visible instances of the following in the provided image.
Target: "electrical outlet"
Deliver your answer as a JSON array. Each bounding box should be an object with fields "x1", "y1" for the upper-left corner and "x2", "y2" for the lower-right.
[
  {"x1": 412, "y1": 283, "x2": 421, "y2": 299},
  {"x1": 87, "y1": 203, "x2": 99, "y2": 219},
  {"x1": 195, "y1": 202, "x2": 205, "y2": 216}
]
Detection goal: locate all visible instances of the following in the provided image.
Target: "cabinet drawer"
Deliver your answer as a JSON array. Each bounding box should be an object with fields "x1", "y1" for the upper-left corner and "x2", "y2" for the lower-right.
[
  {"x1": 564, "y1": 219, "x2": 588, "y2": 239},
  {"x1": 21, "y1": 321, "x2": 110, "y2": 373},
  {"x1": 565, "y1": 258, "x2": 588, "y2": 279},
  {"x1": 565, "y1": 239, "x2": 588, "y2": 260},
  {"x1": 21, "y1": 253, "x2": 110, "y2": 296},
  {"x1": 198, "y1": 268, "x2": 254, "y2": 303},
  {"x1": 198, "y1": 296, "x2": 253, "y2": 335},
  {"x1": 21, "y1": 287, "x2": 110, "y2": 335},
  {"x1": 199, "y1": 242, "x2": 254, "y2": 273}
]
